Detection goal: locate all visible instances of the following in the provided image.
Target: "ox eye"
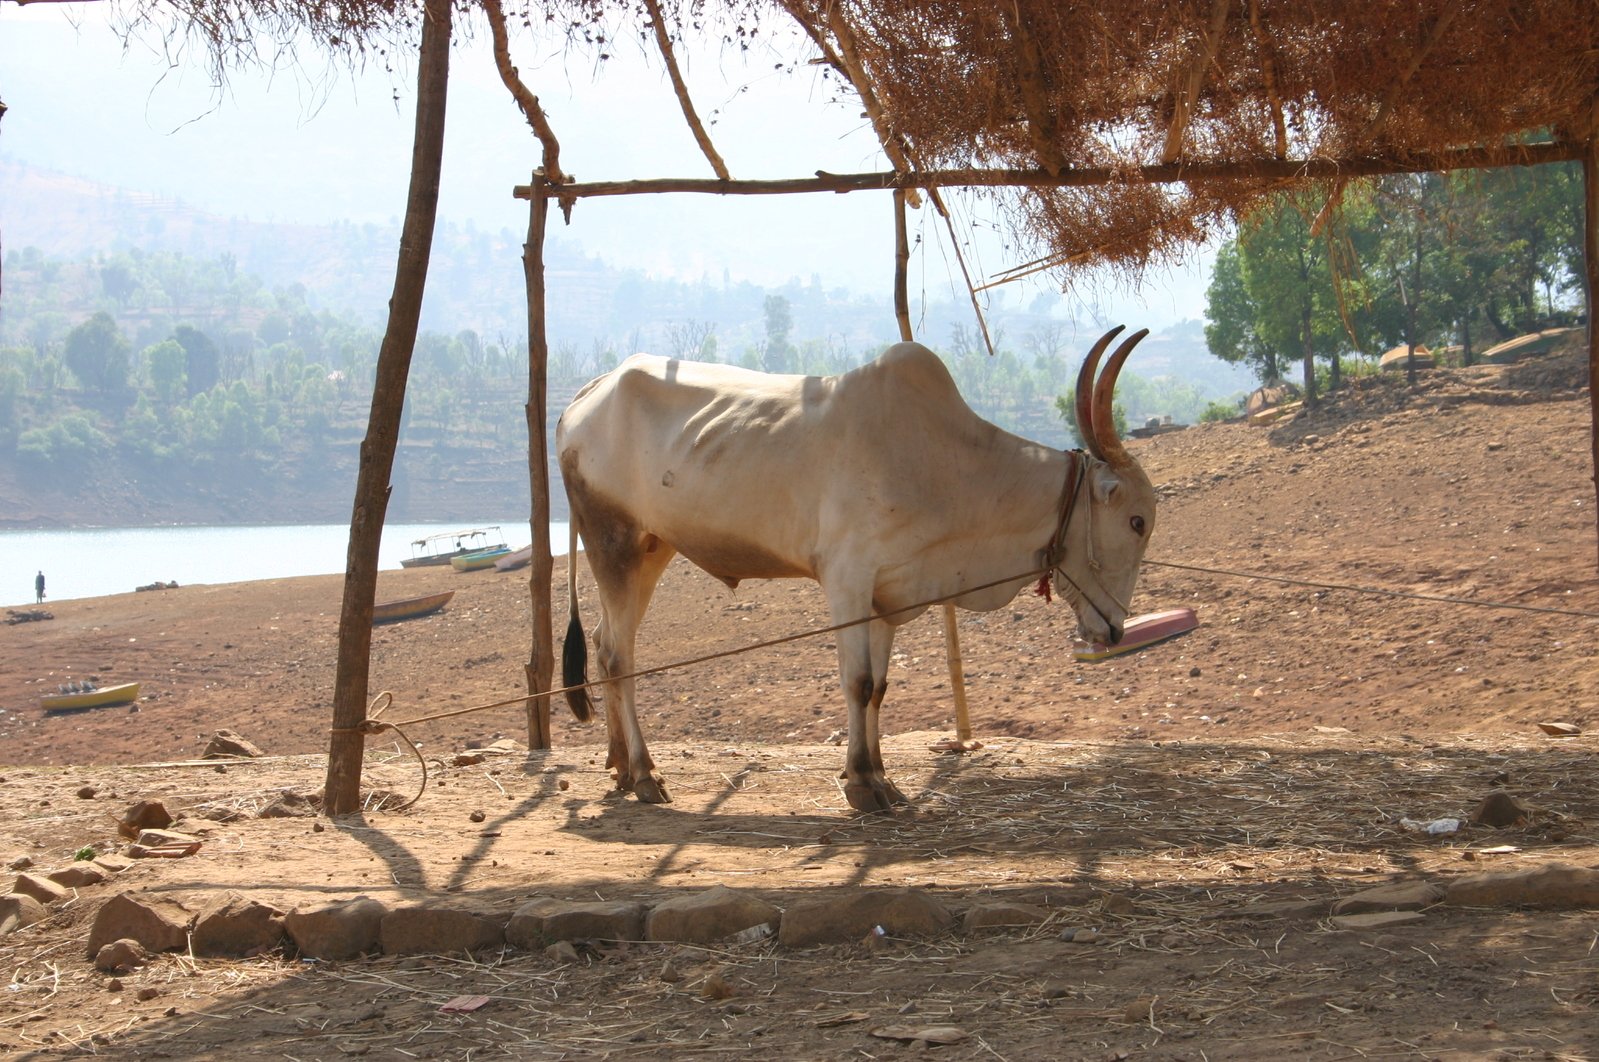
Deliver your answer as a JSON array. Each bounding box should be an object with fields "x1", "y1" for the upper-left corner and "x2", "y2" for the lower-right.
[{"x1": 1131, "y1": 515, "x2": 1147, "y2": 536}]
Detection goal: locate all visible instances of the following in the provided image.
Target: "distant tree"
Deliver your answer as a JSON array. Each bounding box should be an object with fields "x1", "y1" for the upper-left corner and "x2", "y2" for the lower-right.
[
  {"x1": 143, "y1": 339, "x2": 188, "y2": 406},
  {"x1": 63, "y1": 312, "x2": 131, "y2": 395},
  {"x1": 100, "y1": 259, "x2": 138, "y2": 306},
  {"x1": 173, "y1": 324, "x2": 221, "y2": 395},
  {"x1": 762, "y1": 295, "x2": 794, "y2": 372},
  {"x1": 16, "y1": 413, "x2": 111, "y2": 474},
  {"x1": 0, "y1": 365, "x2": 23, "y2": 448},
  {"x1": 1054, "y1": 388, "x2": 1128, "y2": 449}
]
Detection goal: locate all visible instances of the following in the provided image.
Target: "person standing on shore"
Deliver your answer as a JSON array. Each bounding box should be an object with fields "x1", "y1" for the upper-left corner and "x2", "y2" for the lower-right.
[{"x1": 35, "y1": 571, "x2": 45, "y2": 604}]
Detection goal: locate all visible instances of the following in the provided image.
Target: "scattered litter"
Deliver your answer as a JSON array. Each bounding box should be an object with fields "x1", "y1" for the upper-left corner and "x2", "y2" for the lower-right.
[
  {"x1": 439, "y1": 995, "x2": 492, "y2": 1014},
  {"x1": 1399, "y1": 817, "x2": 1461, "y2": 835}
]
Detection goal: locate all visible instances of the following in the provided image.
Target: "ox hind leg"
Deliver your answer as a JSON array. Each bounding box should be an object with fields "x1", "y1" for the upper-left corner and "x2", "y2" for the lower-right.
[
  {"x1": 831, "y1": 597, "x2": 907, "y2": 813},
  {"x1": 585, "y1": 527, "x2": 677, "y2": 804}
]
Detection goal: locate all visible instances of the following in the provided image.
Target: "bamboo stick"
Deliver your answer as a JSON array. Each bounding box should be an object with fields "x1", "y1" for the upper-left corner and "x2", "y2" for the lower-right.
[
  {"x1": 514, "y1": 141, "x2": 1582, "y2": 200},
  {"x1": 1246, "y1": 0, "x2": 1287, "y2": 159},
  {"x1": 1162, "y1": 0, "x2": 1232, "y2": 164},
  {"x1": 522, "y1": 174, "x2": 554, "y2": 750},
  {"x1": 1000, "y1": 4, "x2": 1070, "y2": 177},
  {"x1": 325, "y1": 0, "x2": 452, "y2": 815},
  {"x1": 643, "y1": 0, "x2": 730, "y2": 180},
  {"x1": 1584, "y1": 127, "x2": 1599, "y2": 573}
]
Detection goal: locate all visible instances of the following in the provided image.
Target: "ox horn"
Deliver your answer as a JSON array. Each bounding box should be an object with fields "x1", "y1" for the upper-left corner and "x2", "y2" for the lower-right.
[
  {"x1": 1074, "y1": 326, "x2": 1124, "y2": 462},
  {"x1": 1091, "y1": 327, "x2": 1149, "y2": 468}
]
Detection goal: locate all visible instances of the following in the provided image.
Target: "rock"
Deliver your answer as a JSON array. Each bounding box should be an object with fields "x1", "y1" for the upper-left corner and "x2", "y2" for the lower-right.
[
  {"x1": 869, "y1": 1025, "x2": 969, "y2": 1045},
  {"x1": 12, "y1": 872, "x2": 71, "y2": 904},
  {"x1": 1058, "y1": 927, "x2": 1104, "y2": 943},
  {"x1": 94, "y1": 939, "x2": 155, "y2": 974},
  {"x1": 285, "y1": 897, "x2": 390, "y2": 961},
  {"x1": 506, "y1": 898, "x2": 647, "y2": 947},
  {"x1": 50, "y1": 864, "x2": 107, "y2": 889},
  {"x1": 118, "y1": 799, "x2": 173, "y2": 839},
  {"x1": 1535, "y1": 722, "x2": 1581, "y2": 737},
  {"x1": 545, "y1": 941, "x2": 581, "y2": 964},
  {"x1": 963, "y1": 901, "x2": 1051, "y2": 934},
  {"x1": 778, "y1": 888, "x2": 953, "y2": 948},
  {"x1": 1445, "y1": 864, "x2": 1599, "y2": 909},
  {"x1": 0, "y1": 894, "x2": 49, "y2": 936},
  {"x1": 127, "y1": 829, "x2": 202, "y2": 858},
  {"x1": 453, "y1": 753, "x2": 488, "y2": 767},
  {"x1": 1470, "y1": 792, "x2": 1532, "y2": 828},
  {"x1": 1218, "y1": 898, "x2": 1327, "y2": 920},
  {"x1": 258, "y1": 789, "x2": 320, "y2": 819},
  {"x1": 699, "y1": 970, "x2": 734, "y2": 1000},
  {"x1": 504, "y1": 897, "x2": 564, "y2": 949},
  {"x1": 192, "y1": 893, "x2": 288, "y2": 957},
  {"x1": 1331, "y1": 911, "x2": 1425, "y2": 930},
  {"x1": 7, "y1": 856, "x2": 35, "y2": 872},
  {"x1": 379, "y1": 906, "x2": 505, "y2": 957},
  {"x1": 77, "y1": 786, "x2": 98, "y2": 799},
  {"x1": 93, "y1": 854, "x2": 134, "y2": 876},
  {"x1": 1330, "y1": 882, "x2": 1443, "y2": 916},
  {"x1": 86, "y1": 893, "x2": 194, "y2": 957},
  {"x1": 645, "y1": 886, "x2": 781, "y2": 944},
  {"x1": 203, "y1": 729, "x2": 265, "y2": 759}
]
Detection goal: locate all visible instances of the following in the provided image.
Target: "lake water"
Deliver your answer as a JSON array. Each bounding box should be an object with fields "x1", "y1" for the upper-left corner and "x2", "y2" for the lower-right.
[{"x1": 0, "y1": 521, "x2": 571, "y2": 606}]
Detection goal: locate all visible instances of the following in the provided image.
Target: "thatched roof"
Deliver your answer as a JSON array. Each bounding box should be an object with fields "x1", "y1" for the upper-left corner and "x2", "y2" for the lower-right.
[{"x1": 101, "y1": 0, "x2": 1599, "y2": 285}]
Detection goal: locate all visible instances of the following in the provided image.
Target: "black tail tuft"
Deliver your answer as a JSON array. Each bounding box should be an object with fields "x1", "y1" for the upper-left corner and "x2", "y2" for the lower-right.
[{"x1": 562, "y1": 613, "x2": 594, "y2": 722}]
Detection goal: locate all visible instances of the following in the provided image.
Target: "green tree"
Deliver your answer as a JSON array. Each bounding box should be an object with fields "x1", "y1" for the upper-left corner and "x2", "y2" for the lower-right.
[
  {"x1": 173, "y1": 324, "x2": 221, "y2": 395},
  {"x1": 762, "y1": 295, "x2": 794, "y2": 373},
  {"x1": 1054, "y1": 388, "x2": 1128, "y2": 449},
  {"x1": 144, "y1": 339, "x2": 188, "y2": 406},
  {"x1": 63, "y1": 312, "x2": 131, "y2": 395}
]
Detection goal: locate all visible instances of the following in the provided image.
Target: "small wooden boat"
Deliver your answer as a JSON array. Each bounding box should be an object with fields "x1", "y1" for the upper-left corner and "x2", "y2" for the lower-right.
[
  {"x1": 42, "y1": 681, "x2": 141, "y2": 713},
  {"x1": 372, "y1": 590, "x2": 455, "y2": 625},
  {"x1": 400, "y1": 527, "x2": 507, "y2": 568},
  {"x1": 494, "y1": 544, "x2": 534, "y2": 572},
  {"x1": 1073, "y1": 607, "x2": 1198, "y2": 662},
  {"x1": 450, "y1": 546, "x2": 512, "y2": 572}
]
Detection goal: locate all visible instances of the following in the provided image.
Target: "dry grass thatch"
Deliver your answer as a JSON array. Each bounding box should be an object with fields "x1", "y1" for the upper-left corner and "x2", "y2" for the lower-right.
[{"x1": 100, "y1": 0, "x2": 1599, "y2": 284}]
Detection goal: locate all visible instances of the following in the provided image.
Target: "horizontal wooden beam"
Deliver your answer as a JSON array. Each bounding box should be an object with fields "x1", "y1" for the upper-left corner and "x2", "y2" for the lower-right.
[{"x1": 516, "y1": 141, "x2": 1582, "y2": 201}]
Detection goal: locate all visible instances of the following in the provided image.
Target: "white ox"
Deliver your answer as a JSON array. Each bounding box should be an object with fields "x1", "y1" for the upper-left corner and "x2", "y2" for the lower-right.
[{"x1": 556, "y1": 326, "x2": 1157, "y2": 813}]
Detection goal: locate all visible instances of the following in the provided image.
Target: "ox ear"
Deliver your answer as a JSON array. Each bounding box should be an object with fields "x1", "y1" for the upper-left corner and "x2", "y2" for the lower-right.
[{"x1": 1089, "y1": 464, "x2": 1124, "y2": 503}]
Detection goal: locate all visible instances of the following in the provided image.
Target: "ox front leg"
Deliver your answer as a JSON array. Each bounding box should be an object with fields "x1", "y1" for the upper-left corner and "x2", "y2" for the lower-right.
[{"x1": 835, "y1": 613, "x2": 906, "y2": 813}]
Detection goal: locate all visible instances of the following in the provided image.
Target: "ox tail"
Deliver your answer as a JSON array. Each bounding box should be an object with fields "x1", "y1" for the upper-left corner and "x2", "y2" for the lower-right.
[{"x1": 562, "y1": 521, "x2": 595, "y2": 723}]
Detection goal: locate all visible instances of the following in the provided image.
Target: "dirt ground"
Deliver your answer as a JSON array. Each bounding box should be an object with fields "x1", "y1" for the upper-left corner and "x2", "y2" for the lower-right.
[{"x1": 2, "y1": 352, "x2": 1597, "y2": 1060}]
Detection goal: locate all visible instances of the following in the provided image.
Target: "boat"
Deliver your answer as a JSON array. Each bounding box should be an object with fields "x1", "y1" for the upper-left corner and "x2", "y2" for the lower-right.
[
  {"x1": 372, "y1": 590, "x2": 455, "y2": 625},
  {"x1": 42, "y1": 681, "x2": 141, "y2": 714},
  {"x1": 399, "y1": 527, "x2": 507, "y2": 569},
  {"x1": 1072, "y1": 607, "x2": 1199, "y2": 662},
  {"x1": 494, "y1": 544, "x2": 534, "y2": 572},
  {"x1": 450, "y1": 545, "x2": 513, "y2": 572}
]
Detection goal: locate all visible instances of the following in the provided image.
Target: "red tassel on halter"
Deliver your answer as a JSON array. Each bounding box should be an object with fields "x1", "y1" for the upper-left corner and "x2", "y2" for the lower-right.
[{"x1": 1034, "y1": 573, "x2": 1052, "y2": 603}]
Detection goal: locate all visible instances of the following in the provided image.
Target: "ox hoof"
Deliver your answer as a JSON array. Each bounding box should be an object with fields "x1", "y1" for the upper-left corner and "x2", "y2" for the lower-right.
[
  {"x1": 843, "y1": 778, "x2": 907, "y2": 814},
  {"x1": 632, "y1": 775, "x2": 672, "y2": 805}
]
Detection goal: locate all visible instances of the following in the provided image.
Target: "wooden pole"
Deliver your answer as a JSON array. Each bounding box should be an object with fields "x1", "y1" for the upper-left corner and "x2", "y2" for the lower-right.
[
  {"x1": 523, "y1": 174, "x2": 555, "y2": 749},
  {"x1": 514, "y1": 141, "x2": 1582, "y2": 202},
  {"x1": 1584, "y1": 128, "x2": 1599, "y2": 573},
  {"x1": 323, "y1": 0, "x2": 451, "y2": 816},
  {"x1": 893, "y1": 190, "x2": 973, "y2": 744}
]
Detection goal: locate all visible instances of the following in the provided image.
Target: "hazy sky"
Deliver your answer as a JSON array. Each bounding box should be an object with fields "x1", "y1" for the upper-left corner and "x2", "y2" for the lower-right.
[{"x1": 0, "y1": 3, "x2": 1213, "y2": 326}]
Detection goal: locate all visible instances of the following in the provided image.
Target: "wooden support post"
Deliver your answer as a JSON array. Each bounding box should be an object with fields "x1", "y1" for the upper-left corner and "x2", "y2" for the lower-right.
[
  {"x1": 1584, "y1": 128, "x2": 1599, "y2": 573},
  {"x1": 523, "y1": 173, "x2": 555, "y2": 749},
  {"x1": 895, "y1": 190, "x2": 974, "y2": 744},
  {"x1": 323, "y1": 0, "x2": 452, "y2": 815}
]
